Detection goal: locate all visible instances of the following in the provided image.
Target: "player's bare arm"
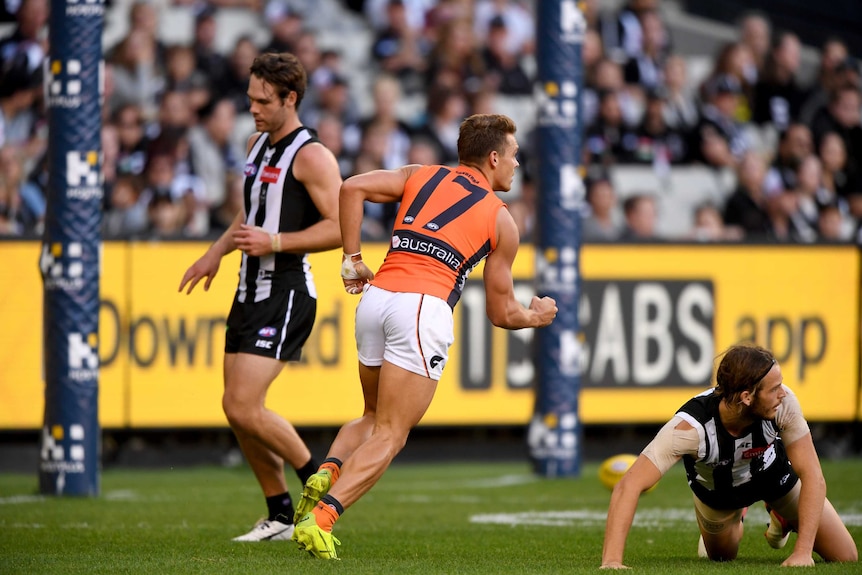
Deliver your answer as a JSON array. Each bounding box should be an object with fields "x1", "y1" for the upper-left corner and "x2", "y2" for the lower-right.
[
  {"x1": 340, "y1": 165, "x2": 421, "y2": 250},
  {"x1": 601, "y1": 455, "x2": 665, "y2": 569},
  {"x1": 483, "y1": 207, "x2": 556, "y2": 329},
  {"x1": 179, "y1": 210, "x2": 243, "y2": 294},
  {"x1": 781, "y1": 433, "x2": 825, "y2": 567}
]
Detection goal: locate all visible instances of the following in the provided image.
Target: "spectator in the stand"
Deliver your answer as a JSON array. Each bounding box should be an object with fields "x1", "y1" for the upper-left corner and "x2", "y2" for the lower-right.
[
  {"x1": 315, "y1": 113, "x2": 354, "y2": 179},
  {"x1": 262, "y1": 0, "x2": 305, "y2": 54},
  {"x1": 140, "y1": 148, "x2": 205, "y2": 238},
  {"x1": 792, "y1": 154, "x2": 837, "y2": 237},
  {"x1": 217, "y1": 35, "x2": 259, "y2": 113},
  {"x1": 799, "y1": 38, "x2": 850, "y2": 126},
  {"x1": 103, "y1": 175, "x2": 149, "y2": 239},
  {"x1": 0, "y1": 57, "x2": 43, "y2": 159},
  {"x1": 481, "y1": 15, "x2": 533, "y2": 96},
  {"x1": 598, "y1": 0, "x2": 660, "y2": 64},
  {"x1": 723, "y1": 151, "x2": 772, "y2": 238},
  {"x1": 661, "y1": 54, "x2": 698, "y2": 134},
  {"x1": 147, "y1": 192, "x2": 189, "y2": 239},
  {"x1": 292, "y1": 31, "x2": 326, "y2": 114},
  {"x1": 582, "y1": 177, "x2": 621, "y2": 241},
  {"x1": 343, "y1": 74, "x2": 413, "y2": 169},
  {"x1": 817, "y1": 201, "x2": 851, "y2": 241},
  {"x1": 208, "y1": 172, "x2": 244, "y2": 235},
  {"x1": 473, "y1": 0, "x2": 535, "y2": 57},
  {"x1": 425, "y1": 18, "x2": 485, "y2": 95},
  {"x1": 192, "y1": 5, "x2": 229, "y2": 90},
  {"x1": 364, "y1": 0, "x2": 433, "y2": 32},
  {"x1": 818, "y1": 131, "x2": 856, "y2": 200},
  {"x1": 736, "y1": 10, "x2": 771, "y2": 77},
  {"x1": 692, "y1": 74, "x2": 751, "y2": 168},
  {"x1": 766, "y1": 184, "x2": 816, "y2": 243},
  {"x1": 811, "y1": 86, "x2": 862, "y2": 223},
  {"x1": 0, "y1": 0, "x2": 47, "y2": 79},
  {"x1": 114, "y1": 103, "x2": 150, "y2": 177},
  {"x1": 109, "y1": 28, "x2": 166, "y2": 121},
  {"x1": 752, "y1": 31, "x2": 804, "y2": 131},
  {"x1": 763, "y1": 123, "x2": 812, "y2": 196},
  {"x1": 126, "y1": 0, "x2": 167, "y2": 62},
  {"x1": 188, "y1": 97, "x2": 240, "y2": 209},
  {"x1": 157, "y1": 89, "x2": 196, "y2": 135},
  {"x1": 689, "y1": 202, "x2": 743, "y2": 242},
  {"x1": 414, "y1": 83, "x2": 466, "y2": 165},
  {"x1": 585, "y1": 89, "x2": 637, "y2": 173},
  {"x1": 700, "y1": 42, "x2": 756, "y2": 122},
  {"x1": 371, "y1": 0, "x2": 429, "y2": 95},
  {"x1": 102, "y1": 123, "x2": 120, "y2": 210},
  {"x1": 0, "y1": 145, "x2": 42, "y2": 234},
  {"x1": 508, "y1": 174, "x2": 537, "y2": 243},
  {"x1": 303, "y1": 71, "x2": 360, "y2": 133},
  {"x1": 619, "y1": 193, "x2": 659, "y2": 240},
  {"x1": 164, "y1": 44, "x2": 212, "y2": 114},
  {"x1": 623, "y1": 10, "x2": 668, "y2": 95},
  {"x1": 620, "y1": 88, "x2": 688, "y2": 168},
  {"x1": 589, "y1": 58, "x2": 641, "y2": 127}
]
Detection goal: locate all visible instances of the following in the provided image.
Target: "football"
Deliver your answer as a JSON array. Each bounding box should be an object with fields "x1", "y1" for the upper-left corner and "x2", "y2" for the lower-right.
[{"x1": 598, "y1": 453, "x2": 639, "y2": 491}]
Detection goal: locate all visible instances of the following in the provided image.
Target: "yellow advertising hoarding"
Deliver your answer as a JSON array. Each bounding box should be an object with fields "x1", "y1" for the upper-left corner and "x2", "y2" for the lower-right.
[{"x1": 1, "y1": 241, "x2": 858, "y2": 429}]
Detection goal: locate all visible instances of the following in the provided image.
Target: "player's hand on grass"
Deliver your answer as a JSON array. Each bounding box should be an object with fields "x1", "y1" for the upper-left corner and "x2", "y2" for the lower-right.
[
  {"x1": 781, "y1": 551, "x2": 815, "y2": 567},
  {"x1": 179, "y1": 251, "x2": 221, "y2": 294},
  {"x1": 341, "y1": 252, "x2": 374, "y2": 295}
]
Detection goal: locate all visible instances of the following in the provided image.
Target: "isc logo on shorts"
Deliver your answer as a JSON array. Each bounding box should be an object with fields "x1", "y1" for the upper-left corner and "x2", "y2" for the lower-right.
[{"x1": 255, "y1": 340, "x2": 274, "y2": 349}]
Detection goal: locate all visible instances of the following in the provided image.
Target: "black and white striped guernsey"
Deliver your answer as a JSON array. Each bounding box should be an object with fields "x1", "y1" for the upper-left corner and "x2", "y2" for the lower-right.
[
  {"x1": 676, "y1": 389, "x2": 798, "y2": 510},
  {"x1": 237, "y1": 127, "x2": 320, "y2": 303}
]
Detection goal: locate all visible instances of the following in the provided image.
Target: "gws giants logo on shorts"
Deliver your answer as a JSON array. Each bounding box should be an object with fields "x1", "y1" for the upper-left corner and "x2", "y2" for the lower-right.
[
  {"x1": 258, "y1": 326, "x2": 278, "y2": 338},
  {"x1": 429, "y1": 355, "x2": 445, "y2": 369}
]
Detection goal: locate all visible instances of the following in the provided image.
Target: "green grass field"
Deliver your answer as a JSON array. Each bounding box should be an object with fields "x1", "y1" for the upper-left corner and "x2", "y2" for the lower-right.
[{"x1": 1, "y1": 459, "x2": 860, "y2": 574}]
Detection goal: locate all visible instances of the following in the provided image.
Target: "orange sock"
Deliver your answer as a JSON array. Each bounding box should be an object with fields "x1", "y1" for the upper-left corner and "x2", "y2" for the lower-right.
[
  {"x1": 312, "y1": 501, "x2": 339, "y2": 533},
  {"x1": 320, "y1": 461, "x2": 341, "y2": 483}
]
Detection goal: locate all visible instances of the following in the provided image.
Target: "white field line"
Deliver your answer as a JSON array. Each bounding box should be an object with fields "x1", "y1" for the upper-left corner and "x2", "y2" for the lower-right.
[{"x1": 471, "y1": 508, "x2": 862, "y2": 527}]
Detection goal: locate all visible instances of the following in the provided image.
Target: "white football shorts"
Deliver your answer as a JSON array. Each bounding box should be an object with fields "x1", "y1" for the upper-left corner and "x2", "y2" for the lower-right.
[{"x1": 355, "y1": 285, "x2": 454, "y2": 381}]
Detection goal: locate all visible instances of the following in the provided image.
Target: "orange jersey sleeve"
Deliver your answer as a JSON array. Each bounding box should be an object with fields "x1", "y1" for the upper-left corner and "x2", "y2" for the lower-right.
[{"x1": 371, "y1": 164, "x2": 506, "y2": 308}]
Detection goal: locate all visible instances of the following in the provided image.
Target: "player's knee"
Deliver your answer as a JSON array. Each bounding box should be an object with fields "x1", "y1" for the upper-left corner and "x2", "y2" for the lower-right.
[
  {"x1": 222, "y1": 397, "x2": 257, "y2": 431},
  {"x1": 829, "y1": 545, "x2": 858, "y2": 563}
]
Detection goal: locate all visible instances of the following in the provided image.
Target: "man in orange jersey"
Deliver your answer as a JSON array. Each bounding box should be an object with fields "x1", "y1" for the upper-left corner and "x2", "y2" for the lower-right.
[{"x1": 292, "y1": 114, "x2": 558, "y2": 559}]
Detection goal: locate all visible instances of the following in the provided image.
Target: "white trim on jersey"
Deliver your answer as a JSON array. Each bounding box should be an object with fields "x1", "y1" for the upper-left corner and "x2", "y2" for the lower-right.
[{"x1": 276, "y1": 290, "x2": 296, "y2": 361}]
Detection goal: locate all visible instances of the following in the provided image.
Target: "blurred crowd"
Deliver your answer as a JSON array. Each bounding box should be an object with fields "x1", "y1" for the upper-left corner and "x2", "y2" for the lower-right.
[{"x1": 0, "y1": 0, "x2": 860, "y2": 243}]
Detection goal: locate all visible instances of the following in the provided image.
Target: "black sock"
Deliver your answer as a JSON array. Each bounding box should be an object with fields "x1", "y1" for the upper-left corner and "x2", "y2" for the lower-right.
[
  {"x1": 265, "y1": 492, "x2": 294, "y2": 522},
  {"x1": 296, "y1": 458, "x2": 318, "y2": 485},
  {"x1": 322, "y1": 456, "x2": 343, "y2": 468},
  {"x1": 320, "y1": 494, "x2": 344, "y2": 516}
]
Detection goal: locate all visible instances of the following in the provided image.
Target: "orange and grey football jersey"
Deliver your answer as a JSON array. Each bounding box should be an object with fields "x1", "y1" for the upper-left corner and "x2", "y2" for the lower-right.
[{"x1": 371, "y1": 165, "x2": 506, "y2": 308}]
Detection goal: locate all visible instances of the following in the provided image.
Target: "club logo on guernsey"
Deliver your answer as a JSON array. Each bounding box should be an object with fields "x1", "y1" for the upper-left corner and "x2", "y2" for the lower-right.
[
  {"x1": 261, "y1": 166, "x2": 281, "y2": 184},
  {"x1": 391, "y1": 232, "x2": 462, "y2": 270},
  {"x1": 258, "y1": 327, "x2": 278, "y2": 338},
  {"x1": 244, "y1": 163, "x2": 257, "y2": 177}
]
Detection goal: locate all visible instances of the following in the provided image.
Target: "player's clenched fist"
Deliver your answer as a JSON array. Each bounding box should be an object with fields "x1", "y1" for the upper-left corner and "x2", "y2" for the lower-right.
[
  {"x1": 341, "y1": 252, "x2": 374, "y2": 295},
  {"x1": 530, "y1": 295, "x2": 558, "y2": 327}
]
